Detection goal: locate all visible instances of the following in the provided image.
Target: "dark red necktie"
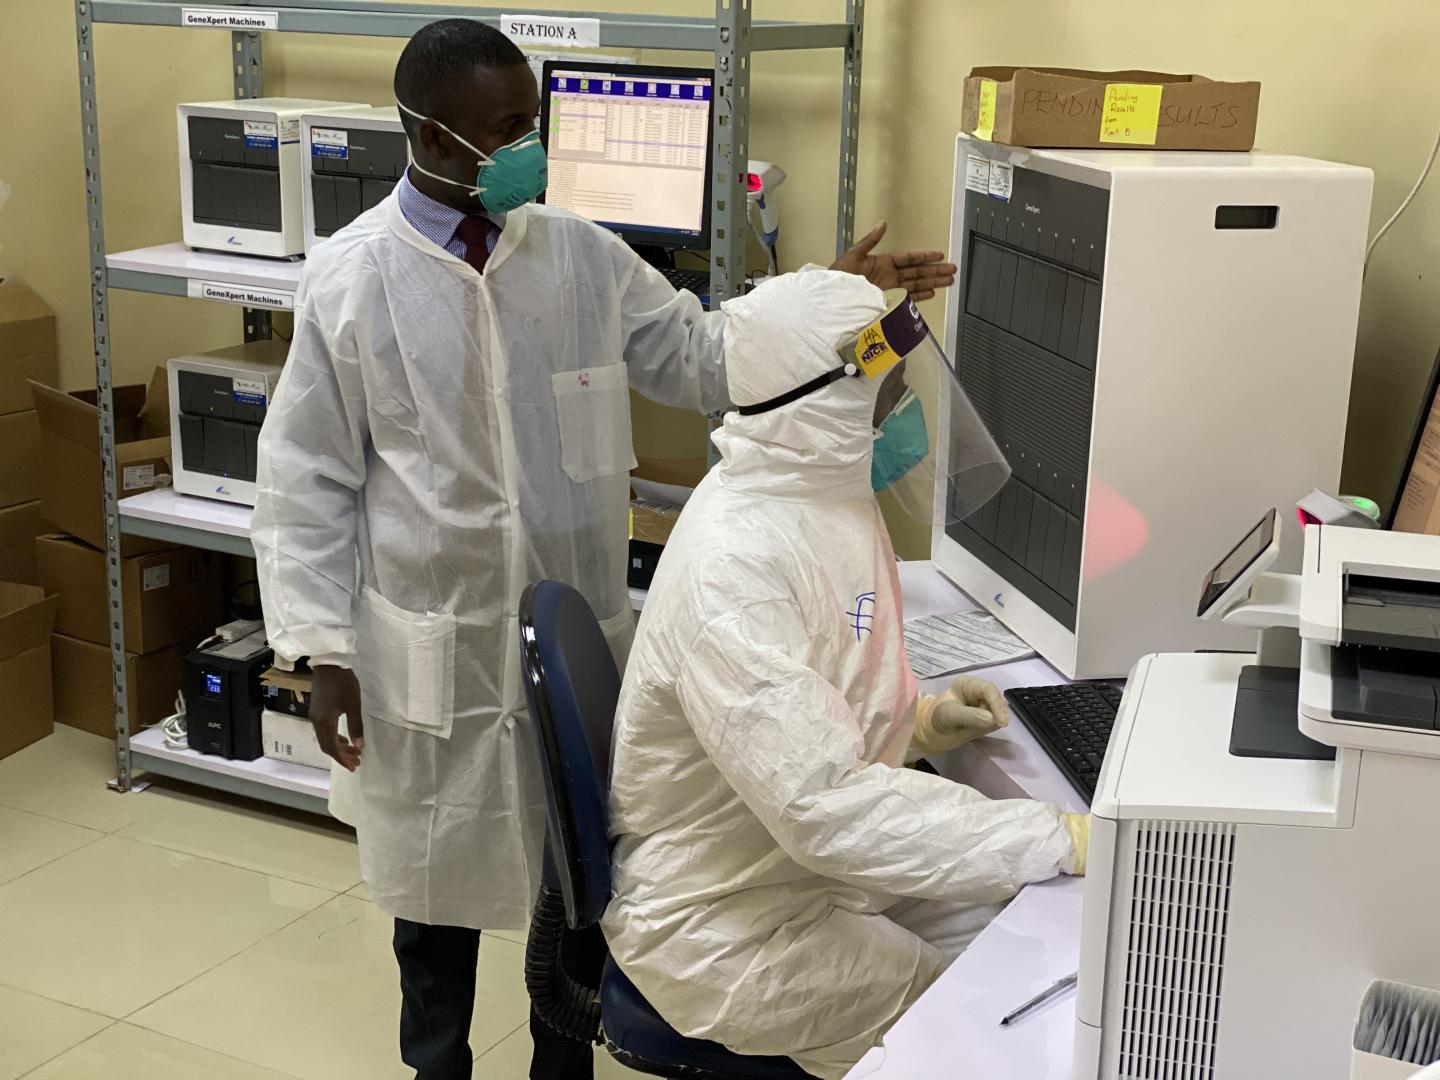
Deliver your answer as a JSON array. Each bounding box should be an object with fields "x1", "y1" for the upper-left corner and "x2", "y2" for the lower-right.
[{"x1": 456, "y1": 215, "x2": 492, "y2": 274}]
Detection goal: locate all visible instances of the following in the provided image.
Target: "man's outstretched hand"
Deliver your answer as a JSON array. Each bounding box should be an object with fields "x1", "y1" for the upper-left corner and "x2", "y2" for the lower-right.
[{"x1": 831, "y1": 221, "x2": 957, "y2": 302}]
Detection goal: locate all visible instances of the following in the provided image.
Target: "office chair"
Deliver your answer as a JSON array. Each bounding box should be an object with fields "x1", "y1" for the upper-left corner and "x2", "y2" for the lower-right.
[{"x1": 518, "y1": 580, "x2": 815, "y2": 1079}]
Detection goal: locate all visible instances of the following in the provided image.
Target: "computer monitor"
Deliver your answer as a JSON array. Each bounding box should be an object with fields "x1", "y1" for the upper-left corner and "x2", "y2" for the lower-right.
[
  {"x1": 1384, "y1": 347, "x2": 1440, "y2": 530},
  {"x1": 539, "y1": 60, "x2": 713, "y2": 250}
]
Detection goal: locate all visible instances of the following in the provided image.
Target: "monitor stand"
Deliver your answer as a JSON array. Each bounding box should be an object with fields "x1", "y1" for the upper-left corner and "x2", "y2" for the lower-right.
[
  {"x1": 1229, "y1": 666, "x2": 1336, "y2": 761},
  {"x1": 630, "y1": 243, "x2": 678, "y2": 271}
]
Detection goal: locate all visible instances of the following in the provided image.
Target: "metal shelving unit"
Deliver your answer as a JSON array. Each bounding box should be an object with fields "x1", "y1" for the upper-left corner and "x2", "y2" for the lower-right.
[{"x1": 76, "y1": 0, "x2": 865, "y2": 813}]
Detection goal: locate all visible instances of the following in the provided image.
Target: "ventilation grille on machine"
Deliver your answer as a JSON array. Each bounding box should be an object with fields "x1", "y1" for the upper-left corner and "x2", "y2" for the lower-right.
[{"x1": 1118, "y1": 821, "x2": 1236, "y2": 1080}]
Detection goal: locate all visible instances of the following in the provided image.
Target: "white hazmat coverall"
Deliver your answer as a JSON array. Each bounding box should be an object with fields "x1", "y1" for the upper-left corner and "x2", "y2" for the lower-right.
[
  {"x1": 602, "y1": 267, "x2": 1078, "y2": 1079},
  {"x1": 252, "y1": 197, "x2": 727, "y2": 930}
]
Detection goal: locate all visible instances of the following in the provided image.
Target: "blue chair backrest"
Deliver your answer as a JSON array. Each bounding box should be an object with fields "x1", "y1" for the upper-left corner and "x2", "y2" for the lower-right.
[{"x1": 518, "y1": 581, "x2": 620, "y2": 929}]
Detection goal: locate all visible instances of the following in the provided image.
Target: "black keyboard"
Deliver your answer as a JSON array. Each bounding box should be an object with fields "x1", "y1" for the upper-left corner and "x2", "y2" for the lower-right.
[
  {"x1": 661, "y1": 267, "x2": 711, "y2": 295},
  {"x1": 1005, "y1": 682, "x2": 1124, "y2": 802}
]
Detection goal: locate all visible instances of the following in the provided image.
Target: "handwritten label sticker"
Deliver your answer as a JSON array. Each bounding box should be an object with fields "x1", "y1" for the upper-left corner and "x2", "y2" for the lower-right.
[
  {"x1": 1100, "y1": 83, "x2": 1163, "y2": 145},
  {"x1": 988, "y1": 161, "x2": 1013, "y2": 202},
  {"x1": 965, "y1": 155, "x2": 990, "y2": 194},
  {"x1": 973, "y1": 79, "x2": 997, "y2": 142}
]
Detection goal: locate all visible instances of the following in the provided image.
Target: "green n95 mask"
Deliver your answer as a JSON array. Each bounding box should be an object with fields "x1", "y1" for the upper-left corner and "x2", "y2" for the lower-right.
[{"x1": 397, "y1": 102, "x2": 548, "y2": 214}]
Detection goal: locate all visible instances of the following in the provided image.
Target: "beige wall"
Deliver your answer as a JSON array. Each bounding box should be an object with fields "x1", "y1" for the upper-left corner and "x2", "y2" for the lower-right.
[{"x1": 3, "y1": 0, "x2": 1437, "y2": 559}]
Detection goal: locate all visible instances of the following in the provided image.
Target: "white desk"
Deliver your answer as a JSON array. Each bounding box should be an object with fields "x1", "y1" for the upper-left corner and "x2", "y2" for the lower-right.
[{"x1": 848, "y1": 560, "x2": 1089, "y2": 1079}]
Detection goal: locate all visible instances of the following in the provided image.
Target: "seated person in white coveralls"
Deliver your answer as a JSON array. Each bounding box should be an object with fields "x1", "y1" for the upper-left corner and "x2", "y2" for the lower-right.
[{"x1": 602, "y1": 267, "x2": 1090, "y2": 1080}]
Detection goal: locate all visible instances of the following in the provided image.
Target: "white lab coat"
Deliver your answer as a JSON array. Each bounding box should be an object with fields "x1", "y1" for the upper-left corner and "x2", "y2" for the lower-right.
[
  {"x1": 252, "y1": 196, "x2": 726, "y2": 930},
  {"x1": 602, "y1": 269, "x2": 1076, "y2": 1079}
]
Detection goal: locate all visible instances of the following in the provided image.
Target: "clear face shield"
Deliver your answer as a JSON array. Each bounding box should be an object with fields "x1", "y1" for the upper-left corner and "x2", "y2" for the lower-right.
[{"x1": 839, "y1": 297, "x2": 1009, "y2": 526}]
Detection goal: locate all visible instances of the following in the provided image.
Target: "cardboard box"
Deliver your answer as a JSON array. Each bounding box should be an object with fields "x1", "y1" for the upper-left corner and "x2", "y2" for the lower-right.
[
  {"x1": 261, "y1": 666, "x2": 311, "y2": 719},
  {"x1": 0, "y1": 583, "x2": 58, "y2": 760},
  {"x1": 0, "y1": 285, "x2": 59, "y2": 417},
  {"x1": 51, "y1": 633, "x2": 186, "y2": 739},
  {"x1": 261, "y1": 709, "x2": 329, "y2": 771},
  {"x1": 0, "y1": 501, "x2": 44, "y2": 584},
  {"x1": 629, "y1": 456, "x2": 704, "y2": 543},
  {"x1": 30, "y1": 369, "x2": 171, "y2": 554},
  {"x1": 628, "y1": 457, "x2": 705, "y2": 589},
  {"x1": 0, "y1": 410, "x2": 42, "y2": 508},
  {"x1": 1393, "y1": 387, "x2": 1440, "y2": 536},
  {"x1": 36, "y1": 535, "x2": 223, "y2": 653},
  {"x1": 961, "y1": 67, "x2": 1261, "y2": 151}
]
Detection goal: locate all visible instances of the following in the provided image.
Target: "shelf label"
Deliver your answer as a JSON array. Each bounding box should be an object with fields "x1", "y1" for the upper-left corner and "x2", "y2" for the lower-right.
[
  {"x1": 310, "y1": 127, "x2": 349, "y2": 159},
  {"x1": 187, "y1": 280, "x2": 295, "y2": 310},
  {"x1": 181, "y1": 7, "x2": 279, "y2": 30},
  {"x1": 501, "y1": 13, "x2": 601, "y2": 48}
]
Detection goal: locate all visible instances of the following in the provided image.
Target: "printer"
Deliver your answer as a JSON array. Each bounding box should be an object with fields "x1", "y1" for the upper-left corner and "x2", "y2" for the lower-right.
[
  {"x1": 1075, "y1": 512, "x2": 1440, "y2": 1078},
  {"x1": 178, "y1": 97, "x2": 364, "y2": 257}
]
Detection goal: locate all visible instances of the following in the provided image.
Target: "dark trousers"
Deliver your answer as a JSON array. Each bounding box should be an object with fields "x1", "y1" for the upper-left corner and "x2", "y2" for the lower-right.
[{"x1": 393, "y1": 918, "x2": 602, "y2": 1080}]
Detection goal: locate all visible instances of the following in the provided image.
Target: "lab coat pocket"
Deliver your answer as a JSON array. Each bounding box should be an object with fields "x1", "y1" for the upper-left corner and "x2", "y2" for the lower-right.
[
  {"x1": 552, "y1": 365, "x2": 637, "y2": 484},
  {"x1": 357, "y1": 586, "x2": 457, "y2": 739}
]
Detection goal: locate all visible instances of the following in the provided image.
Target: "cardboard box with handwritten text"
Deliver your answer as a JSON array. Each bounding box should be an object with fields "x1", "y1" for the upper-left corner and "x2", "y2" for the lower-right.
[{"x1": 962, "y1": 67, "x2": 1260, "y2": 151}]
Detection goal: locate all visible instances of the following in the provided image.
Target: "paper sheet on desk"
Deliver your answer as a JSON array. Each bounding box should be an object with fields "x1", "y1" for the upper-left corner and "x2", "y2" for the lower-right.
[
  {"x1": 904, "y1": 610, "x2": 1035, "y2": 680},
  {"x1": 847, "y1": 876, "x2": 1083, "y2": 1080},
  {"x1": 630, "y1": 477, "x2": 695, "y2": 508}
]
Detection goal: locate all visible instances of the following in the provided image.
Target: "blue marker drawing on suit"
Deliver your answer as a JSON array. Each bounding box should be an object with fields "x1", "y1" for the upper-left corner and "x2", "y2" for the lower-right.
[{"x1": 847, "y1": 592, "x2": 877, "y2": 640}]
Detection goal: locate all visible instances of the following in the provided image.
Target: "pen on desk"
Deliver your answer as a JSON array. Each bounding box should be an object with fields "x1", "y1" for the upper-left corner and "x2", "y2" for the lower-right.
[{"x1": 999, "y1": 971, "x2": 1078, "y2": 1027}]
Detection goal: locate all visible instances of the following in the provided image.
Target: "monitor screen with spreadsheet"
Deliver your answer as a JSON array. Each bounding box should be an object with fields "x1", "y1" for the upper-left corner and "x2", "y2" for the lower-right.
[{"x1": 539, "y1": 61, "x2": 713, "y2": 249}]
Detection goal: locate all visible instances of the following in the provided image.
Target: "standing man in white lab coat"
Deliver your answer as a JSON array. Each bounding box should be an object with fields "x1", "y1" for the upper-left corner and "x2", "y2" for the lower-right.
[{"x1": 252, "y1": 18, "x2": 956, "y2": 1080}]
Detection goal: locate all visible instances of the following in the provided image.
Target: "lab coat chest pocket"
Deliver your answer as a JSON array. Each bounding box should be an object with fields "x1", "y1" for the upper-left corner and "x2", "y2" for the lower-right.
[
  {"x1": 356, "y1": 586, "x2": 457, "y2": 738},
  {"x1": 552, "y1": 365, "x2": 637, "y2": 484}
]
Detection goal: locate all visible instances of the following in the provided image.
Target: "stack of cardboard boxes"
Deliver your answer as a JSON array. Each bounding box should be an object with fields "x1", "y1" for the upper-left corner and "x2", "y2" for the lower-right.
[
  {"x1": 0, "y1": 285, "x2": 54, "y2": 584},
  {"x1": 5, "y1": 283, "x2": 225, "y2": 743},
  {"x1": 0, "y1": 286, "x2": 60, "y2": 760}
]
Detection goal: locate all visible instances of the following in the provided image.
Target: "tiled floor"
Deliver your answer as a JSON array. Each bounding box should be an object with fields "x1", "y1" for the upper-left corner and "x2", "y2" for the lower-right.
[{"x1": 0, "y1": 727, "x2": 632, "y2": 1079}]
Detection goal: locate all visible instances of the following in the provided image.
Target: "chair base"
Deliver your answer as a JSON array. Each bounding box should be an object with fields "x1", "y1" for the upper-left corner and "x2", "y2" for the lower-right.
[{"x1": 526, "y1": 885, "x2": 602, "y2": 1045}]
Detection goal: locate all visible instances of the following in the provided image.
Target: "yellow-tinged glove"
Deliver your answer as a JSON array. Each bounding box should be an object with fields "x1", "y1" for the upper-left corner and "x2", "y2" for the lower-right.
[
  {"x1": 1064, "y1": 813, "x2": 1091, "y2": 876},
  {"x1": 911, "y1": 675, "x2": 1008, "y2": 754}
]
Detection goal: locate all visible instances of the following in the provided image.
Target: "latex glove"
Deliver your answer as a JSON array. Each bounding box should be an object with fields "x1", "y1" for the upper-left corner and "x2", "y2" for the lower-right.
[
  {"x1": 911, "y1": 675, "x2": 1008, "y2": 754},
  {"x1": 1064, "y1": 813, "x2": 1091, "y2": 876}
]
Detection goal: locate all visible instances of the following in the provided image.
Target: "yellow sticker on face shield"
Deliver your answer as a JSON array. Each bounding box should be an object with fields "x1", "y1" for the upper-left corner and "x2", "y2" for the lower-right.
[
  {"x1": 853, "y1": 324, "x2": 901, "y2": 379},
  {"x1": 848, "y1": 298, "x2": 929, "y2": 379}
]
